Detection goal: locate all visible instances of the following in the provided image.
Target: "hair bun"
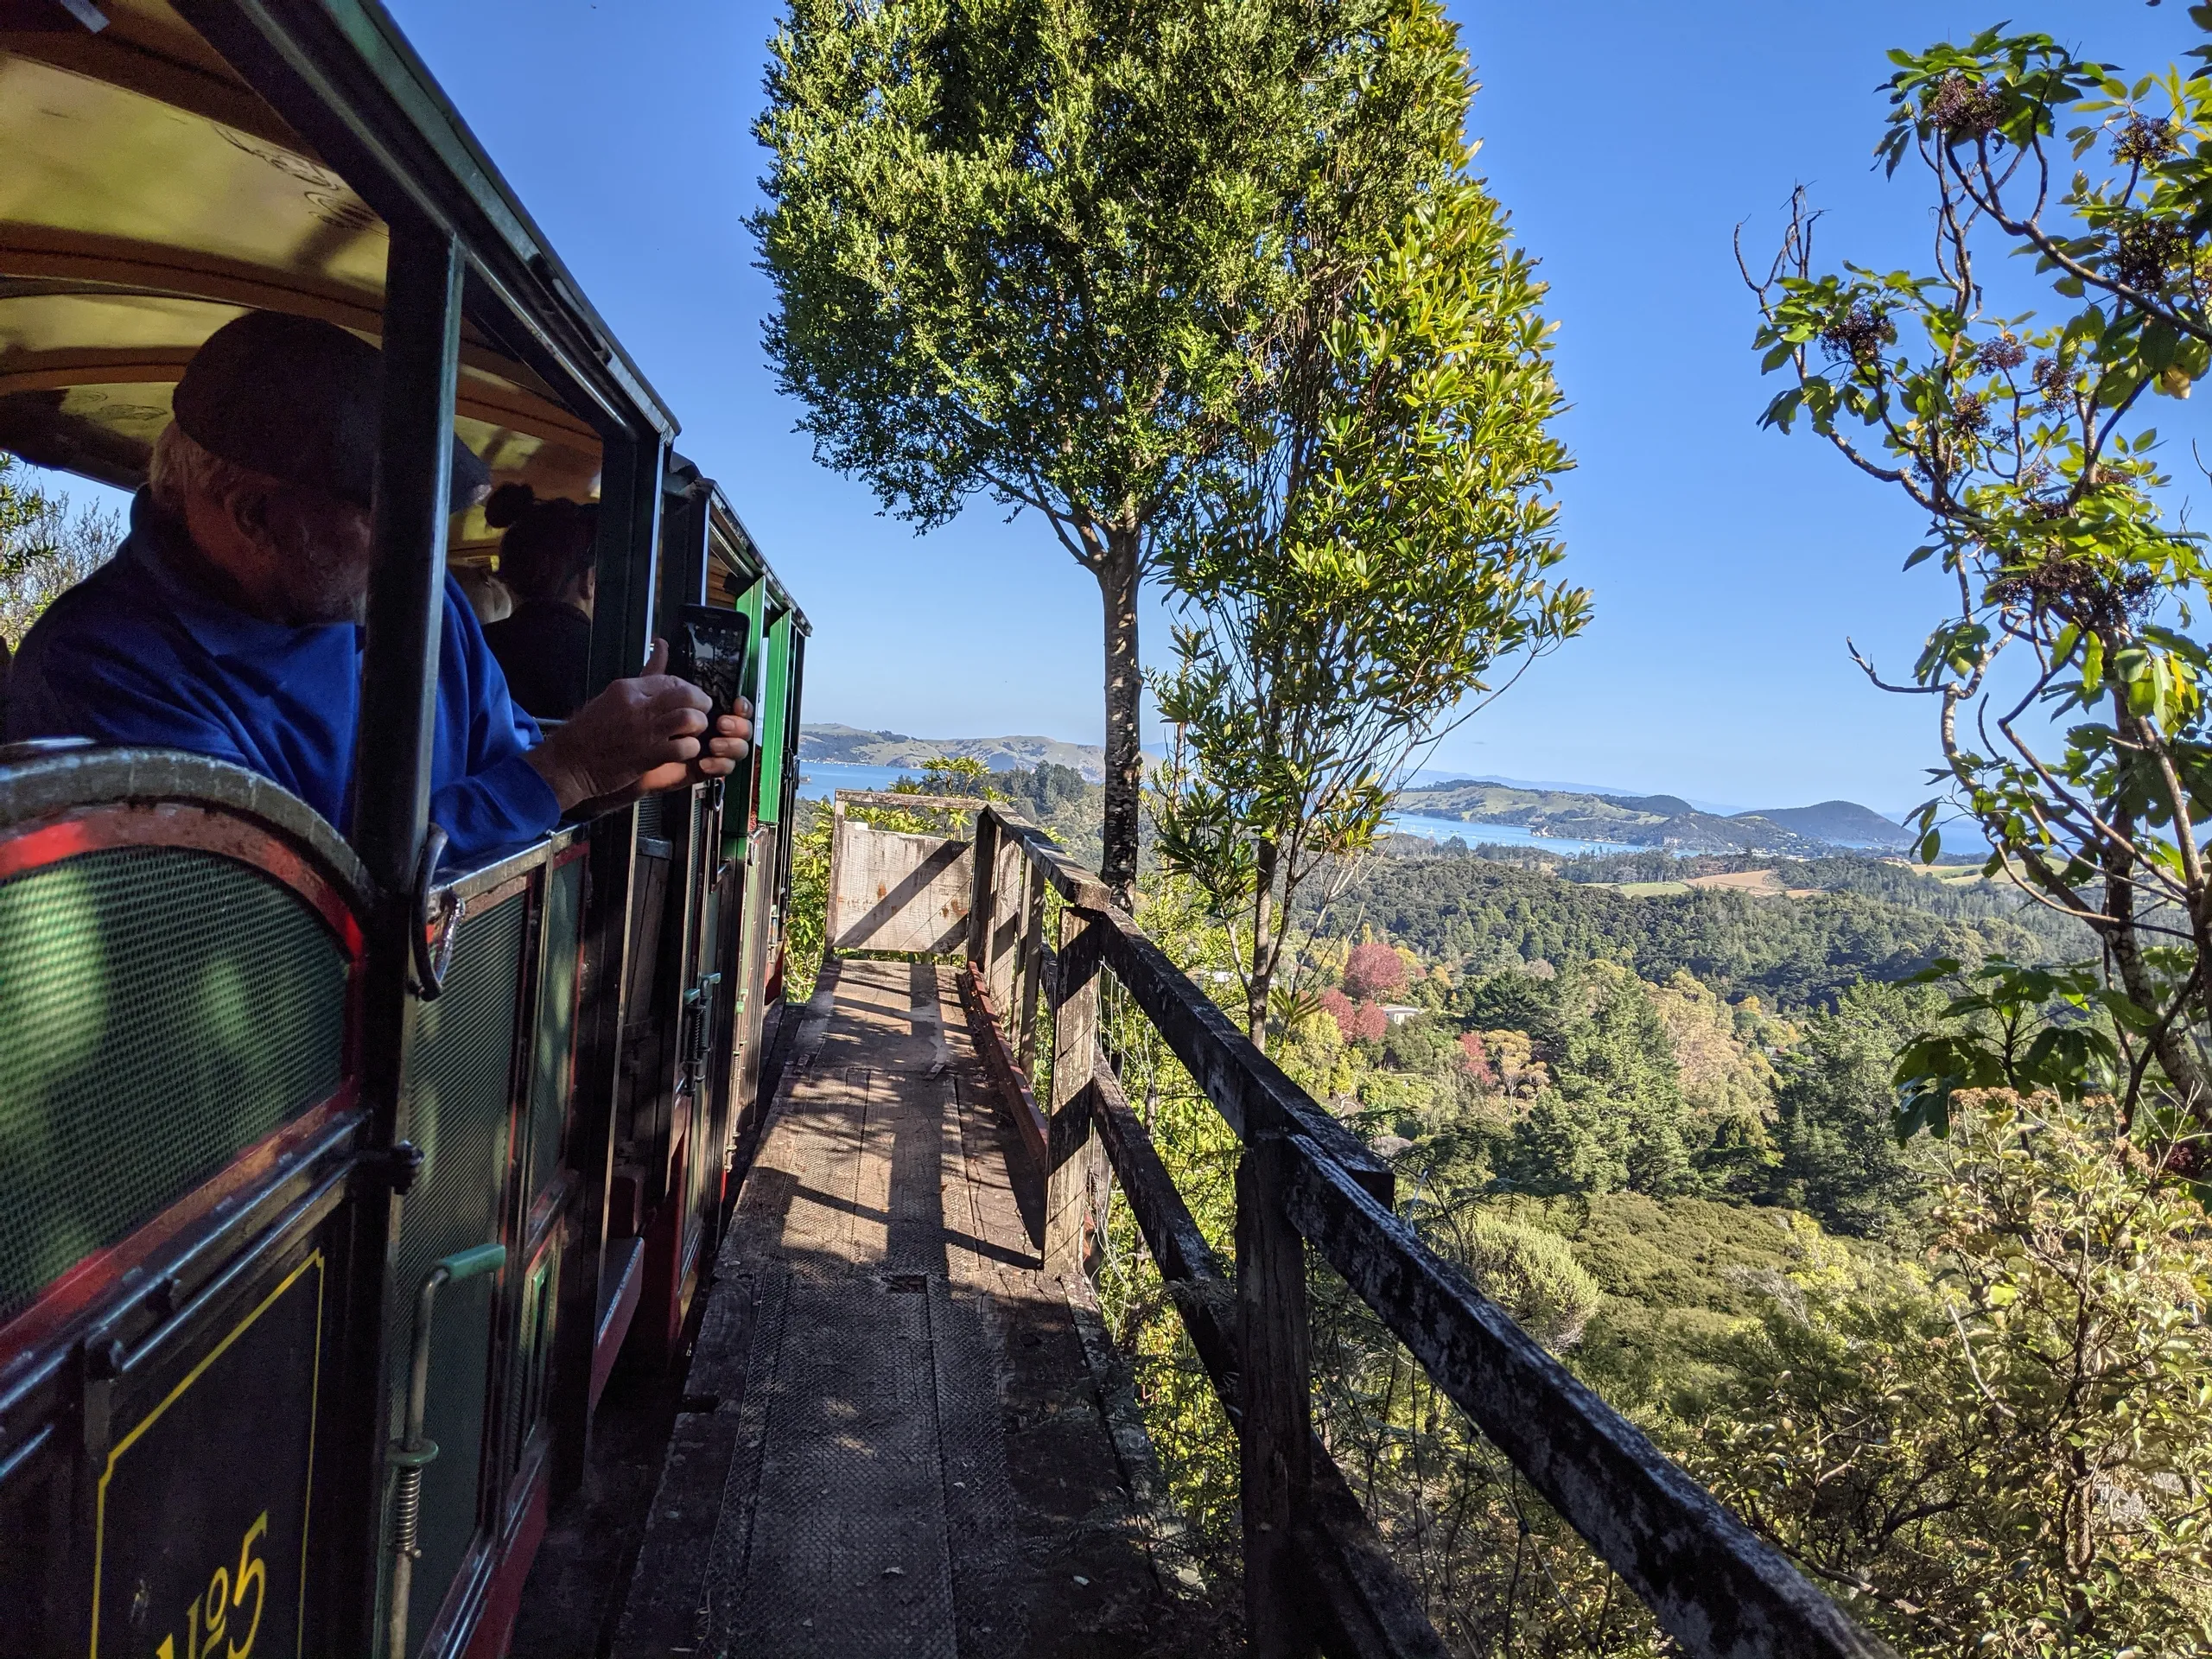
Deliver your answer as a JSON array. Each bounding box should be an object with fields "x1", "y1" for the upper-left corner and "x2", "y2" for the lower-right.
[{"x1": 484, "y1": 480, "x2": 537, "y2": 529}]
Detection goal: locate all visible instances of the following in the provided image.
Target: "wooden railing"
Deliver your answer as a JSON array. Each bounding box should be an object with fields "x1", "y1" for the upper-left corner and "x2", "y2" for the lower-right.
[{"x1": 837, "y1": 793, "x2": 1897, "y2": 1659}]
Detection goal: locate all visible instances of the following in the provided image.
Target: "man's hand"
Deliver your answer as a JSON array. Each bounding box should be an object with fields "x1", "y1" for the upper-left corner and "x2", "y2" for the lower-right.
[{"x1": 527, "y1": 639, "x2": 755, "y2": 814}]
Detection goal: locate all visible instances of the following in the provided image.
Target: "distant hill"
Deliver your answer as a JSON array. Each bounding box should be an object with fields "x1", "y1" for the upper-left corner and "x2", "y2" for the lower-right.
[
  {"x1": 802, "y1": 723, "x2": 1108, "y2": 781},
  {"x1": 1396, "y1": 778, "x2": 1911, "y2": 855},
  {"x1": 1743, "y1": 800, "x2": 1911, "y2": 850},
  {"x1": 1605, "y1": 793, "x2": 1700, "y2": 818},
  {"x1": 804, "y1": 734, "x2": 1910, "y2": 855}
]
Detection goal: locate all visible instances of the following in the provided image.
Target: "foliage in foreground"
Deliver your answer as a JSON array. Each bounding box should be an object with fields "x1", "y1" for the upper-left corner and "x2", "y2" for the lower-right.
[
  {"x1": 1097, "y1": 861, "x2": 2212, "y2": 1656},
  {"x1": 1692, "y1": 1098, "x2": 2212, "y2": 1656},
  {"x1": 1748, "y1": 18, "x2": 2212, "y2": 1151}
]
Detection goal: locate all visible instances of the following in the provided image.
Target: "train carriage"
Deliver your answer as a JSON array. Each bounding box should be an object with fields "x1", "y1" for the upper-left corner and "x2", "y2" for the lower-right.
[{"x1": 0, "y1": 3, "x2": 808, "y2": 1655}]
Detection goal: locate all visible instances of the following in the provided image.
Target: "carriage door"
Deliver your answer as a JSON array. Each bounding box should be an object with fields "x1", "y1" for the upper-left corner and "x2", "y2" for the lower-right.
[{"x1": 615, "y1": 480, "x2": 748, "y2": 1363}]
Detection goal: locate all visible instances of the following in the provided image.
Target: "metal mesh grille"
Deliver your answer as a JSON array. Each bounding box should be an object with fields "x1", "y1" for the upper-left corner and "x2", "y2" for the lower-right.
[
  {"x1": 0, "y1": 847, "x2": 346, "y2": 1325},
  {"x1": 527, "y1": 859, "x2": 582, "y2": 1199},
  {"x1": 389, "y1": 891, "x2": 524, "y2": 1659}
]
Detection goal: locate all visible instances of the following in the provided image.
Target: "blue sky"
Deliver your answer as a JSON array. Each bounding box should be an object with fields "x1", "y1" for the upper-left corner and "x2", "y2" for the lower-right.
[{"x1": 372, "y1": 0, "x2": 2194, "y2": 813}]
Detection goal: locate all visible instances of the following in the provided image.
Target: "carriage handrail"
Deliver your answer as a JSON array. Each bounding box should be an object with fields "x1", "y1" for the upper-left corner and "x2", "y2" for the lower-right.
[{"x1": 939, "y1": 797, "x2": 1897, "y2": 1659}]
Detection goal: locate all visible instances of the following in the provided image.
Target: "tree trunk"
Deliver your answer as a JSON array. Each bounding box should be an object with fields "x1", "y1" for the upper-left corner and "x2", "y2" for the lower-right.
[
  {"x1": 1247, "y1": 835, "x2": 1279, "y2": 1048},
  {"x1": 1097, "y1": 529, "x2": 1144, "y2": 908}
]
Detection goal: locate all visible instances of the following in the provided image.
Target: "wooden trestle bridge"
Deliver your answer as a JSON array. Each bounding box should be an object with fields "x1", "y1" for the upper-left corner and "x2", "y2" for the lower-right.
[{"x1": 602, "y1": 796, "x2": 1897, "y2": 1659}]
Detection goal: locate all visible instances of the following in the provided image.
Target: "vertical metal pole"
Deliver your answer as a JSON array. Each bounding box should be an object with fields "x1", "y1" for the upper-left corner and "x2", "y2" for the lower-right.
[
  {"x1": 342, "y1": 225, "x2": 463, "y2": 1659},
  {"x1": 587, "y1": 428, "x2": 664, "y2": 693},
  {"x1": 353, "y1": 226, "x2": 462, "y2": 885},
  {"x1": 1045, "y1": 911, "x2": 1105, "y2": 1278},
  {"x1": 1239, "y1": 1131, "x2": 1315, "y2": 1657},
  {"x1": 551, "y1": 426, "x2": 667, "y2": 1496},
  {"x1": 775, "y1": 626, "x2": 807, "y2": 910}
]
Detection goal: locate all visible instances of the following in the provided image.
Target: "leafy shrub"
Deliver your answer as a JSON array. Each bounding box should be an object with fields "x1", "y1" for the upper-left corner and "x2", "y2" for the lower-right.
[{"x1": 1440, "y1": 1211, "x2": 1599, "y2": 1349}]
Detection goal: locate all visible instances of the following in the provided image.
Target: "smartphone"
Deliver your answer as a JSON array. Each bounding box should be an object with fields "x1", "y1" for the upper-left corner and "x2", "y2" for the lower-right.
[{"x1": 671, "y1": 605, "x2": 753, "y2": 722}]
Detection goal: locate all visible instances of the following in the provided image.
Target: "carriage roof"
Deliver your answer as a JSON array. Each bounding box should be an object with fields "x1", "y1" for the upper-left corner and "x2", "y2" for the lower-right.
[{"x1": 1, "y1": 0, "x2": 676, "y2": 556}]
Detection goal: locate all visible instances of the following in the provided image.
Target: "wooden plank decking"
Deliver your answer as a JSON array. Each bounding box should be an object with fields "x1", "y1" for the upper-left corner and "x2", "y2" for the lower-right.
[{"x1": 614, "y1": 957, "x2": 1193, "y2": 1658}]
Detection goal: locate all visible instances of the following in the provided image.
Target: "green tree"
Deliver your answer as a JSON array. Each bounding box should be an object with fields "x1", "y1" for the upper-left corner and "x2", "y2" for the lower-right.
[
  {"x1": 1745, "y1": 22, "x2": 2212, "y2": 1148},
  {"x1": 1559, "y1": 968, "x2": 1699, "y2": 1196},
  {"x1": 1151, "y1": 178, "x2": 1586, "y2": 1043},
  {"x1": 1695, "y1": 1096, "x2": 2212, "y2": 1654},
  {"x1": 0, "y1": 454, "x2": 49, "y2": 562},
  {"x1": 1770, "y1": 982, "x2": 1935, "y2": 1235},
  {"x1": 753, "y1": 0, "x2": 1467, "y2": 903},
  {"x1": 1498, "y1": 1092, "x2": 1627, "y2": 1197}
]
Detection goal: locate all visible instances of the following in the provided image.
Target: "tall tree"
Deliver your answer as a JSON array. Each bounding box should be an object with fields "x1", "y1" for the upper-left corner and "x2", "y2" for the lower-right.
[
  {"x1": 1770, "y1": 982, "x2": 1932, "y2": 1236},
  {"x1": 752, "y1": 0, "x2": 1467, "y2": 901},
  {"x1": 1746, "y1": 22, "x2": 2212, "y2": 1156},
  {"x1": 1151, "y1": 178, "x2": 1586, "y2": 1044}
]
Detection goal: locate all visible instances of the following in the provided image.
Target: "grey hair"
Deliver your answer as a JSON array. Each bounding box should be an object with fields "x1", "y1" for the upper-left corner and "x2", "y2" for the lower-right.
[{"x1": 148, "y1": 420, "x2": 270, "y2": 517}]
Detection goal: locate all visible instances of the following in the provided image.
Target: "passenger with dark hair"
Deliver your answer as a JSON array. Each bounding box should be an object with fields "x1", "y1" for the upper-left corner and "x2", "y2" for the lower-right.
[{"x1": 480, "y1": 482, "x2": 594, "y2": 720}]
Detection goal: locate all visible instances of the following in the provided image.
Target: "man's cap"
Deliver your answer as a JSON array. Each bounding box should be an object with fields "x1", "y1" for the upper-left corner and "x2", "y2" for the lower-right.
[{"x1": 172, "y1": 310, "x2": 490, "y2": 511}]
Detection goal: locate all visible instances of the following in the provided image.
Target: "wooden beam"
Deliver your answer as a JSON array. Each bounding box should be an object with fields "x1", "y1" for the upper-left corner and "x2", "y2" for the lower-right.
[
  {"x1": 1082, "y1": 907, "x2": 1393, "y2": 1206},
  {"x1": 830, "y1": 791, "x2": 984, "y2": 814},
  {"x1": 1087, "y1": 1056, "x2": 1447, "y2": 1659},
  {"x1": 1239, "y1": 1133, "x2": 1314, "y2": 1657},
  {"x1": 1282, "y1": 1154, "x2": 1897, "y2": 1659},
  {"x1": 965, "y1": 810, "x2": 1390, "y2": 1203},
  {"x1": 1044, "y1": 912, "x2": 1107, "y2": 1278},
  {"x1": 966, "y1": 806, "x2": 999, "y2": 974},
  {"x1": 1014, "y1": 859, "x2": 1047, "y2": 1073},
  {"x1": 1085, "y1": 1054, "x2": 1238, "y2": 1395},
  {"x1": 957, "y1": 967, "x2": 1048, "y2": 1173},
  {"x1": 982, "y1": 807, "x2": 1113, "y2": 911}
]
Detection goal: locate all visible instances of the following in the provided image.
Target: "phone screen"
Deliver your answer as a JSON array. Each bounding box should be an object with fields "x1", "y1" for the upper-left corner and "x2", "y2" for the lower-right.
[{"x1": 674, "y1": 605, "x2": 753, "y2": 722}]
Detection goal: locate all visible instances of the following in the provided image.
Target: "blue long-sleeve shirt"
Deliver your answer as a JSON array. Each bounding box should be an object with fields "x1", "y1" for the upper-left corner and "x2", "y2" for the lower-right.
[{"x1": 6, "y1": 491, "x2": 562, "y2": 865}]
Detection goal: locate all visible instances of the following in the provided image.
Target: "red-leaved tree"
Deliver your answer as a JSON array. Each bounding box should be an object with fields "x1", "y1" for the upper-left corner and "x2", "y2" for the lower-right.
[{"x1": 1343, "y1": 941, "x2": 1407, "y2": 1002}]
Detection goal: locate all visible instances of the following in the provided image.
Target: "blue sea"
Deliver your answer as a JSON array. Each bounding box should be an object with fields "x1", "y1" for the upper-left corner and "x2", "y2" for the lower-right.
[
  {"x1": 798, "y1": 763, "x2": 1631, "y2": 857},
  {"x1": 795, "y1": 761, "x2": 921, "y2": 799},
  {"x1": 1383, "y1": 811, "x2": 1630, "y2": 857}
]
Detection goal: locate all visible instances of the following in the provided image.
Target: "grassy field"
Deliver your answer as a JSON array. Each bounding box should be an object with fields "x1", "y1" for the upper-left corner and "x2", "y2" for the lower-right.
[
  {"x1": 1601, "y1": 869, "x2": 1802, "y2": 900},
  {"x1": 1682, "y1": 869, "x2": 1787, "y2": 894}
]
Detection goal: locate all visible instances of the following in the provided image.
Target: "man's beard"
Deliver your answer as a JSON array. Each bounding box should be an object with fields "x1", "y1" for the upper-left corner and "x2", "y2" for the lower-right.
[{"x1": 273, "y1": 527, "x2": 371, "y2": 626}]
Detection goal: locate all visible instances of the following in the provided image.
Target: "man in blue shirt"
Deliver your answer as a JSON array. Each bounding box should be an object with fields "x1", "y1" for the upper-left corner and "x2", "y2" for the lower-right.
[{"x1": 6, "y1": 311, "x2": 747, "y2": 862}]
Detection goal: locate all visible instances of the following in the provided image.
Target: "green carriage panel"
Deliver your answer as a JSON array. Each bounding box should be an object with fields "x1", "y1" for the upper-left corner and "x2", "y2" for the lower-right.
[
  {"x1": 0, "y1": 846, "x2": 348, "y2": 1325},
  {"x1": 387, "y1": 890, "x2": 527, "y2": 1657}
]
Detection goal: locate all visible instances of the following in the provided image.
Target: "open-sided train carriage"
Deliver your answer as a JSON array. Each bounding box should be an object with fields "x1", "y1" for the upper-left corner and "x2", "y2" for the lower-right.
[{"x1": 0, "y1": 3, "x2": 808, "y2": 1655}]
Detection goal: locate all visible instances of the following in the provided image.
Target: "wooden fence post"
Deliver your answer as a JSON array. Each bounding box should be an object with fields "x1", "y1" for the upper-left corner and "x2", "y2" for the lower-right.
[
  {"x1": 989, "y1": 832, "x2": 1023, "y2": 1012},
  {"x1": 968, "y1": 804, "x2": 999, "y2": 976},
  {"x1": 1014, "y1": 860, "x2": 1047, "y2": 1073},
  {"x1": 1045, "y1": 909, "x2": 1108, "y2": 1278},
  {"x1": 1240, "y1": 1132, "x2": 1315, "y2": 1657},
  {"x1": 826, "y1": 796, "x2": 848, "y2": 957}
]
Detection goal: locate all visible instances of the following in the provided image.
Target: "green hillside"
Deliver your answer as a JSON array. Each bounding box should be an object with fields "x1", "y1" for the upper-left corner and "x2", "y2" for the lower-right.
[
  {"x1": 800, "y1": 722, "x2": 1108, "y2": 779},
  {"x1": 1396, "y1": 777, "x2": 1908, "y2": 854}
]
